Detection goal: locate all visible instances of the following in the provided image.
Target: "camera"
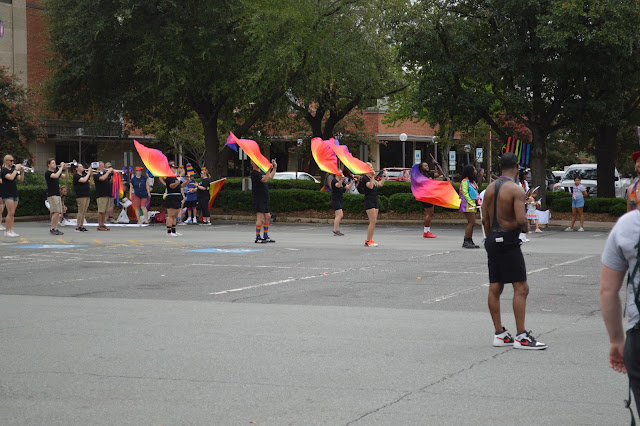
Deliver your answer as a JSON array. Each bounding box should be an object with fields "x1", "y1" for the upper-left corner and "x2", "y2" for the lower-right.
[{"x1": 91, "y1": 162, "x2": 99, "y2": 169}]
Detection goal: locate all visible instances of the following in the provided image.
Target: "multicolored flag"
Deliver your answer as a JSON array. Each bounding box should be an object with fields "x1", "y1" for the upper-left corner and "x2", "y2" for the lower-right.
[
  {"x1": 226, "y1": 132, "x2": 271, "y2": 173},
  {"x1": 410, "y1": 164, "x2": 461, "y2": 210},
  {"x1": 311, "y1": 137, "x2": 342, "y2": 176},
  {"x1": 208, "y1": 178, "x2": 226, "y2": 209},
  {"x1": 134, "y1": 140, "x2": 176, "y2": 177},
  {"x1": 331, "y1": 141, "x2": 373, "y2": 175}
]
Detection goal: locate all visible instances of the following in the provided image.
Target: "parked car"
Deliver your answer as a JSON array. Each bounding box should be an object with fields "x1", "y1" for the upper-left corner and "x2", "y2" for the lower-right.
[
  {"x1": 520, "y1": 168, "x2": 556, "y2": 191},
  {"x1": 273, "y1": 171, "x2": 319, "y2": 183},
  {"x1": 552, "y1": 164, "x2": 631, "y2": 198},
  {"x1": 552, "y1": 170, "x2": 565, "y2": 181},
  {"x1": 383, "y1": 167, "x2": 411, "y2": 182}
]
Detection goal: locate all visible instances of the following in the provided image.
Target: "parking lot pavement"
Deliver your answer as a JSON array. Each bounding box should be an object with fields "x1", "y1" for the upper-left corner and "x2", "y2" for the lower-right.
[{"x1": 0, "y1": 221, "x2": 633, "y2": 424}]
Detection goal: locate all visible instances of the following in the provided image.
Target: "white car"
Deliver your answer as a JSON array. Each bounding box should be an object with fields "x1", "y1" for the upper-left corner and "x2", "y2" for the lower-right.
[
  {"x1": 553, "y1": 164, "x2": 631, "y2": 198},
  {"x1": 273, "y1": 171, "x2": 319, "y2": 183}
]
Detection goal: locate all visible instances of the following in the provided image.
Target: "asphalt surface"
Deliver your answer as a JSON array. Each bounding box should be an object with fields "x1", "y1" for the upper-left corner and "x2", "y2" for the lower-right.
[{"x1": 0, "y1": 220, "x2": 633, "y2": 425}]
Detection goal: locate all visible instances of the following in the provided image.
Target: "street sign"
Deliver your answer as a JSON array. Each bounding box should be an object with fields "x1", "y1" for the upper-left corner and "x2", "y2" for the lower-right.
[
  {"x1": 476, "y1": 148, "x2": 483, "y2": 163},
  {"x1": 239, "y1": 148, "x2": 247, "y2": 160},
  {"x1": 449, "y1": 150, "x2": 456, "y2": 169},
  {"x1": 297, "y1": 138, "x2": 303, "y2": 146},
  {"x1": 414, "y1": 150, "x2": 421, "y2": 164}
]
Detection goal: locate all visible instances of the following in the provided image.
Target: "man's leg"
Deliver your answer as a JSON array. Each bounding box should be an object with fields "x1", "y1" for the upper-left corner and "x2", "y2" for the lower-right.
[
  {"x1": 512, "y1": 281, "x2": 530, "y2": 334},
  {"x1": 333, "y1": 209, "x2": 343, "y2": 232},
  {"x1": 488, "y1": 282, "x2": 505, "y2": 332},
  {"x1": 50, "y1": 212, "x2": 60, "y2": 231},
  {"x1": 255, "y1": 213, "x2": 264, "y2": 241},
  {"x1": 263, "y1": 212, "x2": 271, "y2": 238},
  {"x1": 424, "y1": 207, "x2": 434, "y2": 227}
]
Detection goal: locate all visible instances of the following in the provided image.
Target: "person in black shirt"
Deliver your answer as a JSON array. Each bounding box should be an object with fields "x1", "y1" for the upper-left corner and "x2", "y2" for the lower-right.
[
  {"x1": 330, "y1": 172, "x2": 354, "y2": 236},
  {"x1": 73, "y1": 163, "x2": 93, "y2": 232},
  {"x1": 0, "y1": 173, "x2": 5, "y2": 232},
  {"x1": 362, "y1": 162, "x2": 386, "y2": 247},
  {"x1": 251, "y1": 159, "x2": 277, "y2": 243},
  {"x1": 45, "y1": 158, "x2": 66, "y2": 235},
  {"x1": 196, "y1": 168, "x2": 212, "y2": 225},
  {"x1": 160, "y1": 162, "x2": 189, "y2": 236},
  {"x1": 1, "y1": 154, "x2": 25, "y2": 237},
  {"x1": 93, "y1": 161, "x2": 113, "y2": 231}
]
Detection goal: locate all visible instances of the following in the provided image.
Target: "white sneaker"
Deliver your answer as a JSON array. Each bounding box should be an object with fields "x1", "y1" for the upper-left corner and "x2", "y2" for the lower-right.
[
  {"x1": 173, "y1": 232, "x2": 182, "y2": 236},
  {"x1": 177, "y1": 221, "x2": 186, "y2": 225},
  {"x1": 5, "y1": 231, "x2": 19, "y2": 237},
  {"x1": 186, "y1": 217, "x2": 193, "y2": 224},
  {"x1": 514, "y1": 331, "x2": 547, "y2": 350},
  {"x1": 493, "y1": 328, "x2": 514, "y2": 347},
  {"x1": 564, "y1": 227, "x2": 573, "y2": 232},
  {"x1": 0, "y1": 225, "x2": 4, "y2": 231},
  {"x1": 577, "y1": 227, "x2": 584, "y2": 232}
]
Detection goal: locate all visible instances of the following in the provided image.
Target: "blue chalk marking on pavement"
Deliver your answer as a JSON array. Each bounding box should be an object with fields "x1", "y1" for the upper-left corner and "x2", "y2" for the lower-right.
[
  {"x1": 187, "y1": 248, "x2": 262, "y2": 253},
  {"x1": 13, "y1": 244, "x2": 89, "y2": 249}
]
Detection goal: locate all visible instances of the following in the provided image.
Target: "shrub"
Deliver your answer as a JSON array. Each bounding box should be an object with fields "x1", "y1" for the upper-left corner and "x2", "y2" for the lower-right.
[
  {"x1": 545, "y1": 191, "x2": 571, "y2": 208},
  {"x1": 223, "y1": 177, "x2": 321, "y2": 191},
  {"x1": 388, "y1": 193, "x2": 423, "y2": 213}
]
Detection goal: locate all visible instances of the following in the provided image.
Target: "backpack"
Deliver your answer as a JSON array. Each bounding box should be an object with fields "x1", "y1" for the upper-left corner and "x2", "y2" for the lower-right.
[{"x1": 153, "y1": 211, "x2": 166, "y2": 223}]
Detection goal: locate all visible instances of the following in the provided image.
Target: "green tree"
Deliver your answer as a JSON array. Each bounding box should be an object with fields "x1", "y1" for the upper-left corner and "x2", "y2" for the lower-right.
[
  {"x1": 0, "y1": 66, "x2": 45, "y2": 161},
  {"x1": 45, "y1": 0, "x2": 309, "y2": 178}
]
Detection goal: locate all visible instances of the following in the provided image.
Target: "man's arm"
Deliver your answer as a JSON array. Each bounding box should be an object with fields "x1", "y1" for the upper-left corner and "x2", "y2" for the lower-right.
[
  {"x1": 513, "y1": 186, "x2": 529, "y2": 233},
  {"x1": 99, "y1": 170, "x2": 112, "y2": 181},
  {"x1": 481, "y1": 194, "x2": 490, "y2": 236},
  {"x1": 600, "y1": 264, "x2": 627, "y2": 373}
]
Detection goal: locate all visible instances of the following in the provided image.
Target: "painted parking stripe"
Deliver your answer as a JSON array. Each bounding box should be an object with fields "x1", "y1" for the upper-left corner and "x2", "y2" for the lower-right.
[
  {"x1": 188, "y1": 248, "x2": 261, "y2": 253},
  {"x1": 12, "y1": 244, "x2": 88, "y2": 249}
]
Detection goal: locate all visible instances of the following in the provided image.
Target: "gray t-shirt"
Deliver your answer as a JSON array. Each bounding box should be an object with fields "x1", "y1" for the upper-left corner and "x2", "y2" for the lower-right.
[{"x1": 601, "y1": 210, "x2": 640, "y2": 331}]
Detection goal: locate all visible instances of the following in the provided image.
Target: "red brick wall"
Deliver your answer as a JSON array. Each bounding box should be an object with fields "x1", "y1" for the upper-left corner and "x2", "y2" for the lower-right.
[
  {"x1": 363, "y1": 111, "x2": 438, "y2": 137},
  {"x1": 26, "y1": 2, "x2": 49, "y2": 90}
]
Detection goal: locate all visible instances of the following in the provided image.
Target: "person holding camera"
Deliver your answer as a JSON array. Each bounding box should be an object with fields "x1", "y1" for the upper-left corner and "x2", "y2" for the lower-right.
[
  {"x1": 73, "y1": 164, "x2": 93, "y2": 232},
  {"x1": 361, "y1": 163, "x2": 386, "y2": 247}
]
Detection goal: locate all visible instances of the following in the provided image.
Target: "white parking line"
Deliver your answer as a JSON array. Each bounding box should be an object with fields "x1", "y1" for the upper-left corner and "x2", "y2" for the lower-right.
[
  {"x1": 423, "y1": 284, "x2": 489, "y2": 304},
  {"x1": 209, "y1": 269, "x2": 348, "y2": 295}
]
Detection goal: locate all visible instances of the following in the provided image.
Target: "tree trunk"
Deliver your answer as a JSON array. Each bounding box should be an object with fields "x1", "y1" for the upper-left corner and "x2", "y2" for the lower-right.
[
  {"x1": 596, "y1": 125, "x2": 618, "y2": 198},
  {"x1": 200, "y1": 115, "x2": 223, "y2": 179},
  {"x1": 529, "y1": 126, "x2": 548, "y2": 209}
]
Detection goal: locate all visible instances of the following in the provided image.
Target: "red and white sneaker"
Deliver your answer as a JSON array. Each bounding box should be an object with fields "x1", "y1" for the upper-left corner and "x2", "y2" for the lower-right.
[
  {"x1": 423, "y1": 231, "x2": 437, "y2": 238},
  {"x1": 492, "y1": 327, "x2": 514, "y2": 347},
  {"x1": 364, "y1": 240, "x2": 378, "y2": 247},
  {"x1": 514, "y1": 331, "x2": 547, "y2": 350}
]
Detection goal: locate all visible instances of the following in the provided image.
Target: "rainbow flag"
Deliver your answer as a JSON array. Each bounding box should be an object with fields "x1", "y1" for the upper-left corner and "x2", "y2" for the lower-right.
[
  {"x1": 331, "y1": 141, "x2": 373, "y2": 175},
  {"x1": 208, "y1": 178, "x2": 226, "y2": 209},
  {"x1": 226, "y1": 132, "x2": 271, "y2": 173},
  {"x1": 410, "y1": 164, "x2": 460, "y2": 210},
  {"x1": 112, "y1": 171, "x2": 125, "y2": 203},
  {"x1": 134, "y1": 140, "x2": 176, "y2": 177},
  {"x1": 311, "y1": 137, "x2": 342, "y2": 176}
]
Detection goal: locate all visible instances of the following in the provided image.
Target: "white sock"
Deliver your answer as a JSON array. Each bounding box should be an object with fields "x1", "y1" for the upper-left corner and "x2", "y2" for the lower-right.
[{"x1": 424, "y1": 227, "x2": 430, "y2": 232}]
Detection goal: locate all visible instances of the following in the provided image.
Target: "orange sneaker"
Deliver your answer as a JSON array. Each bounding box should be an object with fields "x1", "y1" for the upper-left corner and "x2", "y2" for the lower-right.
[
  {"x1": 423, "y1": 231, "x2": 437, "y2": 238},
  {"x1": 364, "y1": 240, "x2": 378, "y2": 247}
]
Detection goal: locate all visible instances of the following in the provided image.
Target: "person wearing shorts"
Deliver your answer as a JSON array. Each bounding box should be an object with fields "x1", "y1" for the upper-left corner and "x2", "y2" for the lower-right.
[
  {"x1": 251, "y1": 159, "x2": 277, "y2": 243},
  {"x1": 93, "y1": 162, "x2": 113, "y2": 231},
  {"x1": 73, "y1": 163, "x2": 93, "y2": 231},
  {"x1": 566, "y1": 177, "x2": 587, "y2": 232},
  {"x1": 161, "y1": 162, "x2": 188, "y2": 236},
  {"x1": 481, "y1": 152, "x2": 546, "y2": 350},
  {"x1": 129, "y1": 167, "x2": 150, "y2": 224},
  {"x1": 362, "y1": 163, "x2": 386, "y2": 247},
  {"x1": 1, "y1": 154, "x2": 24, "y2": 237},
  {"x1": 330, "y1": 172, "x2": 353, "y2": 236},
  {"x1": 196, "y1": 168, "x2": 211, "y2": 225},
  {"x1": 45, "y1": 158, "x2": 66, "y2": 235}
]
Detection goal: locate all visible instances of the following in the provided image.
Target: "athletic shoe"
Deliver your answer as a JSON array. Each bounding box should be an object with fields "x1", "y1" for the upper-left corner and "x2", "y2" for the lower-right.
[
  {"x1": 493, "y1": 328, "x2": 514, "y2": 347},
  {"x1": 177, "y1": 221, "x2": 186, "y2": 226},
  {"x1": 577, "y1": 227, "x2": 584, "y2": 232},
  {"x1": 364, "y1": 240, "x2": 378, "y2": 247},
  {"x1": 263, "y1": 236, "x2": 276, "y2": 243},
  {"x1": 80, "y1": 227, "x2": 89, "y2": 232},
  {"x1": 255, "y1": 237, "x2": 264, "y2": 243},
  {"x1": 462, "y1": 240, "x2": 479, "y2": 248},
  {"x1": 333, "y1": 230, "x2": 344, "y2": 236},
  {"x1": 50, "y1": 229, "x2": 63, "y2": 235},
  {"x1": 514, "y1": 331, "x2": 547, "y2": 350},
  {"x1": 174, "y1": 232, "x2": 182, "y2": 236},
  {"x1": 107, "y1": 217, "x2": 116, "y2": 224},
  {"x1": 564, "y1": 227, "x2": 573, "y2": 232},
  {"x1": 0, "y1": 225, "x2": 4, "y2": 231},
  {"x1": 4, "y1": 231, "x2": 18, "y2": 237},
  {"x1": 535, "y1": 229, "x2": 543, "y2": 233},
  {"x1": 75, "y1": 227, "x2": 83, "y2": 233},
  {"x1": 423, "y1": 231, "x2": 437, "y2": 238},
  {"x1": 203, "y1": 222, "x2": 211, "y2": 225},
  {"x1": 97, "y1": 226, "x2": 110, "y2": 231}
]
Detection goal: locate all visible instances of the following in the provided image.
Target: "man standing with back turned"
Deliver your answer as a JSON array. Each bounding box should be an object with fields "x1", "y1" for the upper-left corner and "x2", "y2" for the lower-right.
[{"x1": 481, "y1": 152, "x2": 547, "y2": 350}]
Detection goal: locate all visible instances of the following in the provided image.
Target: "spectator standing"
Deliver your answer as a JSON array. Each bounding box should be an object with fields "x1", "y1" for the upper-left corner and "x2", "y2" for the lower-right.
[
  {"x1": 565, "y1": 177, "x2": 587, "y2": 232},
  {"x1": 129, "y1": 167, "x2": 150, "y2": 224},
  {"x1": 459, "y1": 165, "x2": 479, "y2": 248},
  {"x1": 196, "y1": 168, "x2": 212, "y2": 225},
  {"x1": 600, "y1": 209, "x2": 640, "y2": 417}
]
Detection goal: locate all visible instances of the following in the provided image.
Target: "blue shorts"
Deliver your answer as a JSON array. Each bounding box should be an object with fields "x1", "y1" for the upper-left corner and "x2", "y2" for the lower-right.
[{"x1": 572, "y1": 196, "x2": 584, "y2": 208}]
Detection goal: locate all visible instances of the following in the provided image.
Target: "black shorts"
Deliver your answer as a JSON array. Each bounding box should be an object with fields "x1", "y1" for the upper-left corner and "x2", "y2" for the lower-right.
[
  {"x1": 364, "y1": 198, "x2": 379, "y2": 210},
  {"x1": 625, "y1": 327, "x2": 640, "y2": 414},
  {"x1": 184, "y1": 200, "x2": 198, "y2": 208},
  {"x1": 165, "y1": 196, "x2": 182, "y2": 210},
  {"x1": 253, "y1": 198, "x2": 269, "y2": 214},
  {"x1": 422, "y1": 202, "x2": 434, "y2": 209},
  {"x1": 485, "y1": 230, "x2": 527, "y2": 283},
  {"x1": 331, "y1": 200, "x2": 343, "y2": 211}
]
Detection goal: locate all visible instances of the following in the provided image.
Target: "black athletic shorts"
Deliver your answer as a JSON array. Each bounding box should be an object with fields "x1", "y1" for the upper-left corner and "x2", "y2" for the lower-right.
[
  {"x1": 253, "y1": 198, "x2": 269, "y2": 214},
  {"x1": 364, "y1": 198, "x2": 379, "y2": 210},
  {"x1": 184, "y1": 200, "x2": 198, "y2": 208},
  {"x1": 165, "y1": 196, "x2": 182, "y2": 210},
  {"x1": 484, "y1": 230, "x2": 526, "y2": 283},
  {"x1": 625, "y1": 327, "x2": 640, "y2": 414},
  {"x1": 331, "y1": 200, "x2": 343, "y2": 211},
  {"x1": 421, "y1": 202, "x2": 434, "y2": 209}
]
